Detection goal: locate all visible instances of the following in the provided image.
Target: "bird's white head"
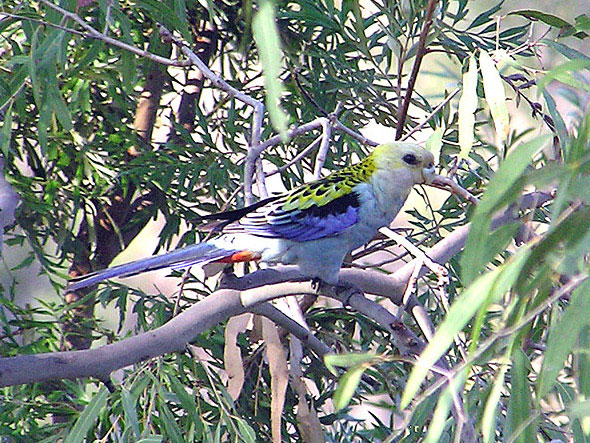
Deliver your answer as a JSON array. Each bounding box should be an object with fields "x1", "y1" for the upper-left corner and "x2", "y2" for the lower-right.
[{"x1": 371, "y1": 142, "x2": 436, "y2": 185}]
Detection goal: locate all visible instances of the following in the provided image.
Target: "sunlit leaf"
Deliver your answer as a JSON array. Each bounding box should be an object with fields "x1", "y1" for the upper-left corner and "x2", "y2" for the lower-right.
[
  {"x1": 458, "y1": 54, "x2": 478, "y2": 159},
  {"x1": 479, "y1": 50, "x2": 509, "y2": 147},
  {"x1": 426, "y1": 126, "x2": 444, "y2": 164},
  {"x1": 252, "y1": 0, "x2": 290, "y2": 139},
  {"x1": 121, "y1": 389, "x2": 140, "y2": 438},
  {"x1": 425, "y1": 371, "x2": 467, "y2": 443},
  {"x1": 324, "y1": 352, "x2": 377, "y2": 375},
  {"x1": 1, "y1": 101, "x2": 13, "y2": 156},
  {"x1": 333, "y1": 365, "x2": 367, "y2": 411},
  {"x1": 402, "y1": 248, "x2": 531, "y2": 409},
  {"x1": 482, "y1": 344, "x2": 513, "y2": 443}
]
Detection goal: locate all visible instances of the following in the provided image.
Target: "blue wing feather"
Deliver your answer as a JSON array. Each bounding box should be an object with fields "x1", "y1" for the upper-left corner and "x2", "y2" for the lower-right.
[{"x1": 222, "y1": 191, "x2": 361, "y2": 241}]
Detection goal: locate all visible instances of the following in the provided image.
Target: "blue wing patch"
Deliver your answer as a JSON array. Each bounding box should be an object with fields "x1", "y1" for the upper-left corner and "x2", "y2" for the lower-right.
[{"x1": 223, "y1": 191, "x2": 361, "y2": 241}]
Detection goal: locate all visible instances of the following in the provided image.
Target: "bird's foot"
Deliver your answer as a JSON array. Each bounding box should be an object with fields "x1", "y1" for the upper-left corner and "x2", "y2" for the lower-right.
[{"x1": 311, "y1": 279, "x2": 362, "y2": 307}]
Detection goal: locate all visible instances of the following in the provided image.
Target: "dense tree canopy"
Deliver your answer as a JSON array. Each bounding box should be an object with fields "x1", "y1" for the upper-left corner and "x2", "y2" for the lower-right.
[{"x1": 1, "y1": 0, "x2": 590, "y2": 441}]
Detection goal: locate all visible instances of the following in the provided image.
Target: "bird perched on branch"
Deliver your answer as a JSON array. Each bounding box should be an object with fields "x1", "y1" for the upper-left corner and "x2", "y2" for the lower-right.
[{"x1": 67, "y1": 142, "x2": 435, "y2": 291}]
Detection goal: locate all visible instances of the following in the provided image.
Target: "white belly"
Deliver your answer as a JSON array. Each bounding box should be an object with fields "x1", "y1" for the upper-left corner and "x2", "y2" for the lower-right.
[{"x1": 212, "y1": 182, "x2": 408, "y2": 284}]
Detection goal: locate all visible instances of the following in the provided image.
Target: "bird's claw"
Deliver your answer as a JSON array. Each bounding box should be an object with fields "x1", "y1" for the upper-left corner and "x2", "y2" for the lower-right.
[{"x1": 311, "y1": 280, "x2": 361, "y2": 308}]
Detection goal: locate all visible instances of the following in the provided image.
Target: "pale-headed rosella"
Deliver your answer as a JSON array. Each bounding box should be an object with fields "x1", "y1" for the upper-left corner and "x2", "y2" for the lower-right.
[{"x1": 67, "y1": 142, "x2": 435, "y2": 291}]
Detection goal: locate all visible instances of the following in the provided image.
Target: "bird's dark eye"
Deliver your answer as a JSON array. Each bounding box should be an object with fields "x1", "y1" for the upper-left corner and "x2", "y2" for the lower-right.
[{"x1": 402, "y1": 154, "x2": 419, "y2": 165}]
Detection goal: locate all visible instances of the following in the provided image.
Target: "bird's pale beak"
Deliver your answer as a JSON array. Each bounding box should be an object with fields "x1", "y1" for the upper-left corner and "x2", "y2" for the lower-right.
[{"x1": 421, "y1": 164, "x2": 436, "y2": 184}]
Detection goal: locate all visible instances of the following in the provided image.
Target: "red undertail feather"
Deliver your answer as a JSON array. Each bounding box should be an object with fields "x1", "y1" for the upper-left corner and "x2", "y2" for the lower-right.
[{"x1": 216, "y1": 250, "x2": 261, "y2": 263}]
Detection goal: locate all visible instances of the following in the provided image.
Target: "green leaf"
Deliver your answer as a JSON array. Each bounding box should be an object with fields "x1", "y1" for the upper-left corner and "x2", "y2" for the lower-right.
[
  {"x1": 136, "y1": 0, "x2": 191, "y2": 41},
  {"x1": 506, "y1": 349, "x2": 536, "y2": 443},
  {"x1": 426, "y1": 126, "x2": 444, "y2": 164},
  {"x1": 569, "y1": 400, "x2": 590, "y2": 420},
  {"x1": 458, "y1": 54, "x2": 478, "y2": 159},
  {"x1": 137, "y1": 437, "x2": 164, "y2": 443},
  {"x1": 424, "y1": 371, "x2": 467, "y2": 443},
  {"x1": 479, "y1": 50, "x2": 509, "y2": 147},
  {"x1": 121, "y1": 388, "x2": 141, "y2": 439},
  {"x1": 157, "y1": 398, "x2": 184, "y2": 442},
  {"x1": 350, "y1": 0, "x2": 369, "y2": 56},
  {"x1": 461, "y1": 136, "x2": 548, "y2": 284},
  {"x1": 482, "y1": 342, "x2": 515, "y2": 443},
  {"x1": 64, "y1": 388, "x2": 109, "y2": 443},
  {"x1": 542, "y1": 40, "x2": 590, "y2": 62},
  {"x1": 537, "y1": 59, "x2": 590, "y2": 93},
  {"x1": 49, "y1": 82, "x2": 73, "y2": 132},
  {"x1": 1, "y1": 101, "x2": 13, "y2": 156},
  {"x1": 324, "y1": 352, "x2": 377, "y2": 375},
  {"x1": 166, "y1": 370, "x2": 200, "y2": 423},
  {"x1": 333, "y1": 364, "x2": 367, "y2": 411},
  {"x1": 235, "y1": 418, "x2": 257, "y2": 442},
  {"x1": 509, "y1": 9, "x2": 571, "y2": 29},
  {"x1": 537, "y1": 280, "x2": 590, "y2": 398},
  {"x1": 577, "y1": 326, "x2": 590, "y2": 398},
  {"x1": 252, "y1": 0, "x2": 290, "y2": 139},
  {"x1": 542, "y1": 90, "x2": 567, "y2": 148},
  {"x1": 402, "y1": 248, "x2": 531, "y2": 408}
]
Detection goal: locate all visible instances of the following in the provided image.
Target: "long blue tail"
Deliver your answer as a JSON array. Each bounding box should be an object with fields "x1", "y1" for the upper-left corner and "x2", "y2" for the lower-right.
[{"x1": 67, "y1": 242, "x2": 235, "y2": 292}]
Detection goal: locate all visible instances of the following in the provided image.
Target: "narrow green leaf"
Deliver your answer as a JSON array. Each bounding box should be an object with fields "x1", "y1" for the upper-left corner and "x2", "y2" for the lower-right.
[
  {"x1": 350, "y1": 0, "x2": 369, "y2": 56},
  {"x1": 235, "y1": 418, "x2": 257, "y2": 442},
  {"x1": 482, "y1": 342, "x2": 515, "y2": 443},
  {"x1": 537, "y1": 280, "x2": 590, "y2": 398},
  {"x1": 137, "y1": 437, "x2": 164, "y2": 443},
  {"x1": 166, "y1": 371, "x2": 199, "y2": 423},
  {"x1": 506, "y1": 350, "x2": 536, "y2": 443},
  {"x1": 324, "y1": 352, "x2": 376, "y2": 375},
  {"x1": 569, "y1": 400, "x2": 590, "y2": 420},
  {"x1": 424, "y1": 371, "x2": 466, "y2": 443},
  {"x1": 252, "y1": 0, "x2": 290, "y2": 139},
  {"x1": 461, "y1": 136, "x2": 548, "y2": 284},
  {"x1": 426, "y1": 126, "x2": 444, "y2": 164},
  {"x1": 333, "y1": 365, "x2": 367, "y2": 411},
  {"x1": 469, "y1": 2, "x2": 503, "y2": 29},
  {"x1": 64, "y1": 388, "x2": 109, "y2": 443},
  {"x1": 38, "y1": 96, "x2": 53, "y2": 153},
  {"x1": 542, "y1": 90, "x2": 568, "y2": 148},
  {"x1": 458, "y1": 55, "x2": 478, "y2": 159},
  {"x1": 577, "y1": 326, "x2": 590, "y2": 398},
  {"x1": 479, "y1": 50, "x2": 509, "y2": 147},
  {"x1": 1, "y1": 101, "x2": 13, "y2": 156},
  {"x1": 136, "y1": 0, "x2": 191, "y2": 41},
  {"x1": 537, "y1": 59, "x2": 590, "y2": 93},
  {"x1": 543, "y1": 40, "x2": 590, "y2": 62},
  {"x1": 157, "y1": 398, "x2": 184, "y2": 442},
  {"x1": 402, "y1": 249, "x2": 531, "y2": 408},
  {"x1": 509, "y1": 9, "x2": 571, "y2": 29},
  {"x1": 50, "y1": 83, "x2": 73, "y2": 132},
  {"x1": 121, "y1": 388, "x2": 141, "y2": 439}
]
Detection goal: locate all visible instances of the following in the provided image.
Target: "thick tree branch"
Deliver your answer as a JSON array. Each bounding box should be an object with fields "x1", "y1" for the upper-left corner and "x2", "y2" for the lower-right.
[{"x1": 0, "y1": 191, "x2": 550, "y2": 387}]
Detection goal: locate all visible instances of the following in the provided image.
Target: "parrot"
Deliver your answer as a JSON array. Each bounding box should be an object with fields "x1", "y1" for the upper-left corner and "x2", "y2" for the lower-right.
[{"x1": 67, "y1": 142, "x2": 435, "y2": 291}]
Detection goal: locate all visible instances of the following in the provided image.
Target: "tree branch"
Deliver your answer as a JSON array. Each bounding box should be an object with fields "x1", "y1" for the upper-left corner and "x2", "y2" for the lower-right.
[{"x1": 394, "y1": 0, "x2": 440, "y2": 140}]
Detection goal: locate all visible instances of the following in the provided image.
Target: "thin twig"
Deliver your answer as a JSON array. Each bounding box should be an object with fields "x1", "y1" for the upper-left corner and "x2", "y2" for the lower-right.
[
  {"x1": 402, "y1": 87, "x2": 461, "y2": 141},
  {"x1": 0, "y1": 11, "x2": 86, "y2": 36},
  {"x1": 313, "y1": 119, "x2": 332, "y2": 179},
  {"x1": 157, "y1": 25, "x2": 266, "y2": 205},
  {"x1": 429, "y1": 175, "x2": 479, "y2": 204},
  {"x1": 38, "y1": 0, "x2": 189, "y2": 67},
  {"x1": 395, "y1": 0, "x2": 440, "y2": 140}
]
